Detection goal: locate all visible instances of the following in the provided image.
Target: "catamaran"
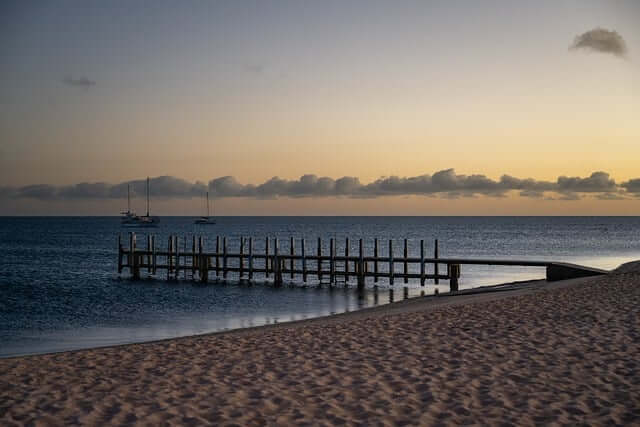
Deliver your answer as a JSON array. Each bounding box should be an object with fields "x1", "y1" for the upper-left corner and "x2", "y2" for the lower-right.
[
  {"x1": 121, "y1": 177, "x2": 160, "y2": 227},
  {"x1": 195, "y1": 191, "x2": 216, "y2": 225}
]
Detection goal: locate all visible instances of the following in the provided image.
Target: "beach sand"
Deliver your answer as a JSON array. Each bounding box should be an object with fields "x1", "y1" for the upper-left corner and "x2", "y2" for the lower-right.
[{"x1": 2, "y1": 264, "x2": 639, "y2": 426}]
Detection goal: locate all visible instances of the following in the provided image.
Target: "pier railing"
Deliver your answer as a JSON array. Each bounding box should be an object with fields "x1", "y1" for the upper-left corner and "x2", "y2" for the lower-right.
[
  {"x1": 118, "y1": 233, "x2": 457, "y2": 290},
  {"x1": 117, "y1": 233, "x2": 608, "y2": 292}
]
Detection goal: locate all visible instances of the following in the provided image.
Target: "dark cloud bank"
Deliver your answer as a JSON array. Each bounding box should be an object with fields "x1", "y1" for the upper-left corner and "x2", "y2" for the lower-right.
[
  {"x1": 1, "y1": 170, "x2": 638, "y2": 202},
  {"x1": 569, "y1": 28, "x2": 628, "y2": 58}
]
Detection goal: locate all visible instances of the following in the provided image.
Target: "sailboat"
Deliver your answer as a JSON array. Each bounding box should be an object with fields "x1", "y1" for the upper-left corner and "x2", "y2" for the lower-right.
[
  {"x1": 121, "y1": 177, "x2": 160, "y2": 227},
  {"x1": 120, "y1": 184, "x2": 138, "y2": 226},
  {"x1": 195, "y1": 191, "x2": 216, "y2": 225}
]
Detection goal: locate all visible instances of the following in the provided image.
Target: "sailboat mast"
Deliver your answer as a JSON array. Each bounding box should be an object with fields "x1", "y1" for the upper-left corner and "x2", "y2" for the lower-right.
[
  {"x1": 206, "y1": 191, "x2": 210, "y2": 217},
  {"x1": 127, "y1": 184, "x2": 131, "y2": 213},
  {"x1": 146, "y1": 177, "x2": 150, "y2": 217}
]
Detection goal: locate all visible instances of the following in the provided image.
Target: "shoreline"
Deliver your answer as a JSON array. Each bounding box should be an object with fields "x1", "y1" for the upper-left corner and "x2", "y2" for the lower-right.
[
  {"x1": 2, "y1": 277, "x2": 550, "y2": 360},
  {"x1": 2, "y1": 266, "x2": 639, "y2": 425}
]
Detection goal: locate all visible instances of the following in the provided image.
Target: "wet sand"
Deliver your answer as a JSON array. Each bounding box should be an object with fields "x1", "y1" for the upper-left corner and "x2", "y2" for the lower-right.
[{"x1": 1, "y1": 264, "x2": 639, "y2": 426}]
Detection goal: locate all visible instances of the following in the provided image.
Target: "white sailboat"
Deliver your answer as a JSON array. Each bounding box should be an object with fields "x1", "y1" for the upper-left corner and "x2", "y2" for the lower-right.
[
  {"x1": 120, "y1": 184, "x2": 138, "y2": 226},
  {"x1": 121, "y1": 177, "x2": 160, "y2": 227},
  {"x1": 195, "y1": 191, "x2": 216, "y2": 225}
]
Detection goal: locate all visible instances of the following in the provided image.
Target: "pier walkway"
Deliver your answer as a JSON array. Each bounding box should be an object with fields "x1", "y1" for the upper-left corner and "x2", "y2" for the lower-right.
[{"x1": 117, "y1": 233, "x2": 607, "y2": 292}]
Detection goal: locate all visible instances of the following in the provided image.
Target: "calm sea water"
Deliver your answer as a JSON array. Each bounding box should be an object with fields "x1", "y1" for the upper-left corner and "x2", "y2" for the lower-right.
[{"x1": 1, "y1": 216, "x2": 639, "y2": 357}]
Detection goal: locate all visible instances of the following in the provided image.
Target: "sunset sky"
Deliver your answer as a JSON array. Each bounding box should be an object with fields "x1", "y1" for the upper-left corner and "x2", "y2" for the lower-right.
[{"x1": 1, "y1": 0, "x2": 639, "y2": 215}]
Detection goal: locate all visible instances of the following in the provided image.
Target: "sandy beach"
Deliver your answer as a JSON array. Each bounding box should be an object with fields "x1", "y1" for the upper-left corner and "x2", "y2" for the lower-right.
[{"x1": 1, "y1": 265, "x2": 639, "y2": 426}]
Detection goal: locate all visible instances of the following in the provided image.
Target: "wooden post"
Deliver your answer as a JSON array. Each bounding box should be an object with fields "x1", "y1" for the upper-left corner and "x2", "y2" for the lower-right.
[
  {"x1": 374, "y1": 238, "x2": 379, "y2": 283},
  {"x1": 222, "y1": 237, "x2": 227, "y2": 279},
  {"x1": 132, "y1": 233, "x2": 139, "y2": 279},
  {"x1": 265, "y1": 237, "x2": 270, "y2": 278},
  {"x1": 239, "y1": 236, "x2": 245, "y2": 279},
  {"x1": 434, "y1": 239, "x2": 439, "y2": 284},
  {"x1": 184, "y1": 236, "x2": 188, "y2": 279},
  {"x1": 200, "y1": 236, "x2": 208, "y2": 283},
  {"x1": 317, "y1": 237, "x2": 322, "y2": 282},
  {"x1": 147, "y1": 234, "x2": 152, "y2": 274},
  {"x1": 200, "y1": 254, "x2": 208, "y2": 283},
  {"x1": 357, "y1": 238, "x2": 364, "y2": 290},
  {"x1": 301, "y1": 238, "x2": 307, "y2": 282},
  {"x1": 274, "y1": 238, "x2": 281, "y2": 286},
  {"x1": 197, "y1": 236, "x2": 203, "y2": 280},
  {"x1": 329, "y1": 238, "x2": 335, "y2": 285},
  {"x1": 403, "y1": 238, "x2": 408, "y2": 284},
  {"x1": 290, "y1": 237, "x2": 294, "y2": 279},
  {"x1": 167, "y1": 235, "x2": 172, "y2": 280},
  {"x1": 389, "y1": 239, "x2": 394, "y2": 286},
  {"x1": 174, "y1": 236, "x2": 180, "y2": 280},
  {"x1": 420, "y1": 239, "x2": 425, "y2": 286},
  {"x1": 448, "y1": 264, "x2": 460, "y2": 292},
  {"x1": 192, "y1": 235, "x2": 197, "y2": 277},
  {"x1": 152, "y1": 235, "x2": 157, "y2": 275},
  {"x1": 273, "y1": 256, "x2": 282, "y2": 286},
  {"x1": 128, "y1": 233, "x2": 134, "y2": 273},
  {"x1": 345, "y1": 238, "x2": 350, "y2": 283},
  {"x1": 215, "y1": 236, "x2": 220, "y2": 277},
  {"x1": 118, "y1": 234, "x2": 123, "y2": 274},
  {"x1": 248, "y1": 237, "x2": 254, "y2": 280}
]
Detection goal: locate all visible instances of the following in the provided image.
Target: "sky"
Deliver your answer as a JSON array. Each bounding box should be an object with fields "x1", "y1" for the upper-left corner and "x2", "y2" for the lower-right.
[{"x1": 1, "y1": 0, "x2": 639, "y2": 215}]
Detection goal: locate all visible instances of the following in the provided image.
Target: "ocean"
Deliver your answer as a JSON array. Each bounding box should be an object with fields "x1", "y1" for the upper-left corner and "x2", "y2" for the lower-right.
[{"x1": 1, "y1": 216, "x2": 639, "y2": 357}]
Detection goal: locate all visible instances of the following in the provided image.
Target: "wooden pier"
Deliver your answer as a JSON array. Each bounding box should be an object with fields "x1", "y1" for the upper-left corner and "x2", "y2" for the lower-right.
[{"x1": 117, "y1": 233, "x2": 608, "y2": 293}]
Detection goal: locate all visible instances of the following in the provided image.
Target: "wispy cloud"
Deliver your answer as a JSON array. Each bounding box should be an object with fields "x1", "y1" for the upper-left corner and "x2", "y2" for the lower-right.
[
  {"x1": 569, "y1": 28, "x2": 628, "y2": 58},
  {"x1": 62, "y1": 75, "x2": 97, "y2": 89},
  {"x1": 2, "y1": 170, "x2": 639, "y2": 201}
]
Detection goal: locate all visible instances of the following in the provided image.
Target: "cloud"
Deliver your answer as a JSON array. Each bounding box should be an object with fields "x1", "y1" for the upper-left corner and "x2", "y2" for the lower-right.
[
  {"x1": 556, "y1": 171, "x2": 617, "y2": 193},
  {"x1": 0, "y1": 187, "x2": 14, "y2": 198},
  {"x1": 3, "y1": 170, "x2": 639, "y2": 201},
  {"x1": 16, "y1": 184, "x2": 58, "y2": 199},
  {"x1": 621, "y1": 179, "x2": 640, "y2": 196},
  {"x1": 58, "y1": 182, "x2": 112, "y2": 199},
  {"x1": 62, "y1": 75, "x2": 97, "y2": 89},
  {"x1": 569, "y1": 28, "x2": 628, "y2": 58}
]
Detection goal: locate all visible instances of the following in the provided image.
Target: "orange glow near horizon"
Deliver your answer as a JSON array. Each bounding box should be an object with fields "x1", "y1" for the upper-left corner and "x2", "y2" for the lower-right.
[{"x1": 1, "y1": 2, "x2": 639, "y2": 214}]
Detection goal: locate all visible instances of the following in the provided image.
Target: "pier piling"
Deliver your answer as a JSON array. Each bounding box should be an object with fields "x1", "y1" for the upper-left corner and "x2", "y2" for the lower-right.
[
  {"x1": 222, "y1": 237, "x2": 228, "y2": 279},
  {"x1": 317, "y1": 238, "x2": 322, "y2": 283},
  {"x1": 389, "y1": 240, "x2": 394, "y2": 286},
  {"x1": 434, "y1": 239, "x2": 439, "y2": 284},
  {"x1": 116, "y1": 235, "x2": 609, "y2": 290},
  {"x1": 302, "y1": 238, "x2": 307, "y2": 282},
  {"x1": 240, "y1": 237, "x2": 245, "y2": 279},
  {"x1": 248, "y1": 237, "x2": 254, "y2": 280},
  {"x1": 420, "y1": 239, "x2": 425, "y2": 286},
  {"x1": 374, "y1": 238, "x2": 379, "y2": 283},
  {"x1": 403, "y1": 239, "x2": 408, "y2": 284},
  {"x1": 290, "y1": 237, "x2": 294, "y2": 280},
  {"x1": 118, "y1": 235, "x2": 123, "y2": 274}
]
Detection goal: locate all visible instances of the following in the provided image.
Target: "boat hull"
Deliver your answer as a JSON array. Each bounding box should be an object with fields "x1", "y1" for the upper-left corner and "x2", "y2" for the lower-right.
[{"x1": 194, "y1": 219, "x2": 216, "y2": 225}]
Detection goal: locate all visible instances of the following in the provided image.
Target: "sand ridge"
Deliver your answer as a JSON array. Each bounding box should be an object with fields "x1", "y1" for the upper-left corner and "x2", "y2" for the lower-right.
[{"x1": 1, "y1": 271, "x2": 640, "y2": 426}]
